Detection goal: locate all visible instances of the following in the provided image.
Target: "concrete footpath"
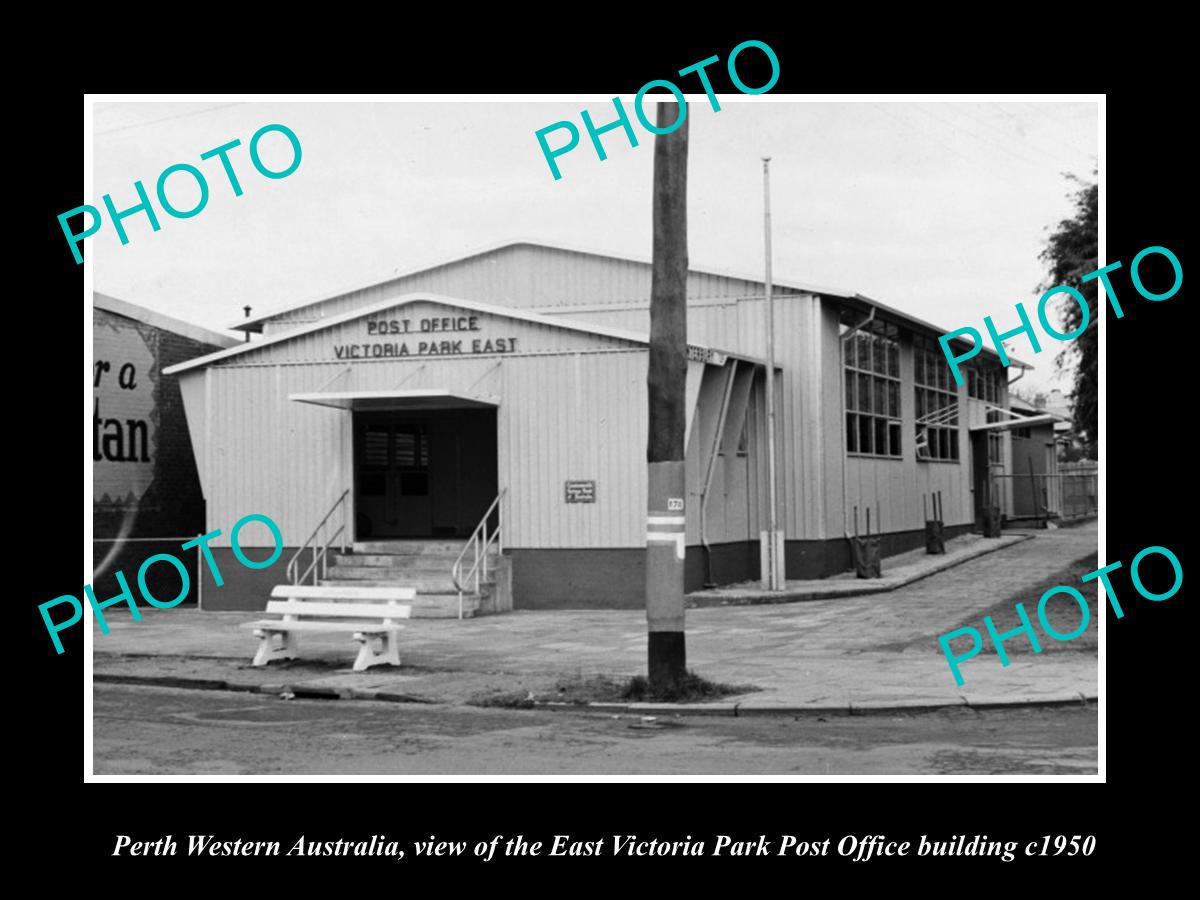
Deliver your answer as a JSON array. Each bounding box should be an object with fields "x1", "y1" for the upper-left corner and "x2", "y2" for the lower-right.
[{"x1": 93, "y1": 523, "x2": 1099, "y2": 715}]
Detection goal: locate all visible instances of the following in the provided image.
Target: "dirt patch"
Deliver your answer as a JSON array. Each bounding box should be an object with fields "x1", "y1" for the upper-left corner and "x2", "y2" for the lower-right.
[{"x1": 470, "y1": 670, "x2": 758, "y2": 708}]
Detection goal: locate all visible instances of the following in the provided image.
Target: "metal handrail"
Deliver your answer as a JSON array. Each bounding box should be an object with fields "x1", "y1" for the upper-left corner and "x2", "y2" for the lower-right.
[
  {"x1": 286, "y1": 489, "x2": 350, "y2": 585},
  {"x1": 451, "y1": 488, "x2": 507, "y2": 620}
]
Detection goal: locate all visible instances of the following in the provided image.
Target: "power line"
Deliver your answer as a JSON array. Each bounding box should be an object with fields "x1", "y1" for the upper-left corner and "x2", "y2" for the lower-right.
[
  {"x1": 945, "y1": 104, "x2": 1094, "y2": 172},
  {"x1": 869, "y1": 103, "x2": 1025, "y2": 190},
  {"x1": 992, "y1": 102, "x2": 1097, "y2": 170},
  {"x1": 95, "y1": 103, "x2": 243, "y2": 137},
  {"x1": 1015, "y1": 102, "x2": 1099, "y2": 158},
  {"x1": 909, "y1": 103, "x2": 1047, "y2": 170}
]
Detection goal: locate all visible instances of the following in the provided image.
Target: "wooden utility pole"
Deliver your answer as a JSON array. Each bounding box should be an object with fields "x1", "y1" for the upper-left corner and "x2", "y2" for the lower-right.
[{"x1": 645, "y1": 101, "x2": 689, "y2": 691}]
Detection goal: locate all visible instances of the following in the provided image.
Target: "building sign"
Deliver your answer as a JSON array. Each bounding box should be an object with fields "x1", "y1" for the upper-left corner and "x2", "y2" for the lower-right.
[
  {"x1": 333, "y1": 315, "x2": 520, "y2": 359},
  {"x1": 565, "y1": 480, "x2": 596, "y2": 503},
  {"x1": 686, "y1": 345, "x2": 727, "y2": 365},
  {"x1": 93, "y1": 316, "x2": 156, "y2": 505}
]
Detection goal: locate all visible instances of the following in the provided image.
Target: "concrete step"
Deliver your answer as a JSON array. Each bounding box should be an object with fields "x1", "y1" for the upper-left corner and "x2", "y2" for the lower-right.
[
  {"x1": 320, "y1": 578, "x2": 494, "y2": 594},
  {"x1": 325, "y1": 565, "x2": 460, "y2": 581},
  {"x1": 334, "y1": 553, "x2": 466, "y2": 567},
  {"x1": 333, "y1": 561, "x2": 496, "y2": 573},
  {"x1": 408, "y1": 594, "x2": 481, "y2": 619},
  {"x1": 351, "y1": 540, "x2": 480, "y2": 556}
]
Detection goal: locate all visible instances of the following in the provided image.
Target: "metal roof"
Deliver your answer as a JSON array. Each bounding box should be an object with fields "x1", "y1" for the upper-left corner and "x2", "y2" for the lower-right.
[
  {"x1": 163, "y1": 291, "x2": 754, "y2": 376},
  {"x1": 94, "y1": 292, "x2": 240, "y2": 349},
  {"x1": 228, "y1": 238, "x2": 855, "y2": 333},
  {"x1": 222, "y1": 239, "x2": 1024, "y2": 369}
]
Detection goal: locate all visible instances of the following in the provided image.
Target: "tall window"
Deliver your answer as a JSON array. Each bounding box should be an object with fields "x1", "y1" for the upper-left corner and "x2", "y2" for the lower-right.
[
  {"x1": 986, "y1": 410, "x2": 1005, "y2": 466},
  {"x1": 968, "y1": 363, "x2": 1004, "y2": 404},
  {"x1": 843, "y1": 319, "x2": 901, "y2": 458},
  {"x1": 914, "y1": 336, "x2": 960, "y2": 461}
]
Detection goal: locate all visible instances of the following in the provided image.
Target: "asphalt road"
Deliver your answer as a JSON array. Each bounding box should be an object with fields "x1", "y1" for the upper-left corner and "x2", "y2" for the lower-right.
[{"x1": 93, "y1": 684, "x2": 1097, "y2": 775}]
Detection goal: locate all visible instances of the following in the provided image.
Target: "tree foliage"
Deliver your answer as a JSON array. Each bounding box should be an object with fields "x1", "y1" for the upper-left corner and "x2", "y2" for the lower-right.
[{"x1": 1039, "y1": 175, "x2": 1098, "y2": 458}]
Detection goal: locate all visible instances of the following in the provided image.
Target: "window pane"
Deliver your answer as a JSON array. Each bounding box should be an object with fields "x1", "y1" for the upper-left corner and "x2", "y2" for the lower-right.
[
  {"x1": 394, "y1": 430, "x2": 418, "y2": 467},
  {"x1": 859, "y1": 416, "x2": 873, "y2": 454},
  {"x1": 915, "y1": 351, "x2": 925, "y2": 386},
  {"x1": 888, "y1": 422, "x2": 901, "y2": 457},
  {"x1": 915, "y1": 389, "x2": 926, "y2": 421},
  {"x1": 845, "y1": 369, "x2": 856, "y2": 410},
  {"x1": 873, "y1": 337, "x2": 886, "y2": 374},
  {"x1": 859, "y1": 374, "x2": 872, "y2": 412},
  {"x1": 888, "y1": 380, "x2": 900, "y2": 417},
  {"x1": 875, "y1": 379, "x2": 887, "y2": 417},
  {"x1": 364, "y1": 428, "x2": 389, "y2": 467},
  {"x1": 941, "y1": 392, "x2": 956, "y2": 422},
  {"x1": 846, "y1": 414, "x2": 857, "y2": 452},
  {"x1": 949, "y1": 429, "x2": 959, "y2": 460},
  {"x1": 887, "y1": 341, "x2": 899, "y2": 377},
  {"x1": 939, "y1": 428, "x2": 950, "y2": 459},
  {"x1": 858, "y1": 334, "x2": 873, "y2": 370},
  {"x1": 875, "y1": 418, "x2": 888, "y2": 457}
]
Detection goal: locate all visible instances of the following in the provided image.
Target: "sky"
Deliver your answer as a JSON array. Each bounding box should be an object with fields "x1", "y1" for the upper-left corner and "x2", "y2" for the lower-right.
[{"x1": 92, "y1": 98, "x2": 1098, "y2": 396}]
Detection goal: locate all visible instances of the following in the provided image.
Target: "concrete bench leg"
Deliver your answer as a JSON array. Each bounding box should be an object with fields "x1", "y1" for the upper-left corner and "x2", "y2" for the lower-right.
[
  {"x1": 352, "y1": 631, "x2": 400, "y2": 672},
  {"x1": 252, "y1": 628, "x2": 297, "y2": 667}
]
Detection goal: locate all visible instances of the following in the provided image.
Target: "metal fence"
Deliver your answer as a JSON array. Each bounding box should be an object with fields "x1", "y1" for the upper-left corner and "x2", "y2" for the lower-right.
[{"x1": 993, "y1": 470, "x2": 1098, "y2": 521}]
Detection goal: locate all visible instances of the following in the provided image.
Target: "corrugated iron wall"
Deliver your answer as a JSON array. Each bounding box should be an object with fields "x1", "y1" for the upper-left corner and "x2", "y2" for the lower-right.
[
  {"x1": 499, "y1": 352, "x2": 648, "y2": 548},
  {"x1": 198, "y1": 347, "x2": 656, "y2": 550},
  {"x1": 549, "y1": 293, "x2": 828, "y2": 541}
]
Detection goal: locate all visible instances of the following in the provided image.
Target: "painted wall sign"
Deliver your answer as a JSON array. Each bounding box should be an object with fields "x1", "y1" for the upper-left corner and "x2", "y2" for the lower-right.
[
  {"x1": 565, "y1": 480, "x2": 597, "y2": 503},
  {"x1": 93, "y1": 315, "x2": 156, "y2": 505}
]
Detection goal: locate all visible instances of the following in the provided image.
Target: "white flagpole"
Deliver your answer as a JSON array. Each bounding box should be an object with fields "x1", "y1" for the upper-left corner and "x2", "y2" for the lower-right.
[{"x1": 763, "y1": 157, "x2": 782, "y2": 590}]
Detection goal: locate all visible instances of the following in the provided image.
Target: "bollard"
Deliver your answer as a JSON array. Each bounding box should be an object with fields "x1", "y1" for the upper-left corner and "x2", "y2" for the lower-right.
[
  {"x1": 924, "y1": 491, "x2": 946, "y2": 554},
  {"x1": 851, "y1": 506, "x2": 882, "y2": 578}
]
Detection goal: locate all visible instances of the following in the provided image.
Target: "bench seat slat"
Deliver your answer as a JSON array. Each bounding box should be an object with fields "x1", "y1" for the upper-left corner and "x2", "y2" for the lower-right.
[
  {"x1": 263, "y1": 600, "x2": 412, "y2": 619},
  {"x1": 271, "y1": 585, "x2": 416, "y2": 601},
  {"x1": 242, "y1": 621, "x2": 405, "y2": 633}
]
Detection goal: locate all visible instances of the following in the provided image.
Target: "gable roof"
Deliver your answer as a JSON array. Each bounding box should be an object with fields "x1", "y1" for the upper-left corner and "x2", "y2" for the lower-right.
[
  {"x1": 164, "y1": 291, "x2": 752, "y2": 376},
  {"x1": 229, "y1": 238, "x2": 854, "y2": 333},
  {"x1": 225, "y1": 239, "x2": 1025, "y2": 369},
  {"x1": 95, "y1": 292, "x2": 239, "y2": 349}
]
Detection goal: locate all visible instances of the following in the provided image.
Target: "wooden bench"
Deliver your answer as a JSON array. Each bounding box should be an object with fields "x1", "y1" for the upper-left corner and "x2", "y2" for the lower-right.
[{"x1": 242, "y1": 586, "x2": 415, "y2": 671}]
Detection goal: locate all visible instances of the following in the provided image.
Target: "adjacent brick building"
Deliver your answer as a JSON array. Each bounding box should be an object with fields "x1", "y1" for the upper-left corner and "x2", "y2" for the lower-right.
[{"x1": 92, "y1": 293, "x2": 238, "y2": 605}]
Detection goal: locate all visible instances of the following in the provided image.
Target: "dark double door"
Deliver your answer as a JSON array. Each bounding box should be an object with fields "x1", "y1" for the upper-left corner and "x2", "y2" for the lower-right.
[{"x1": 353, "y1": 408, "x2": 497, "y2": 539}]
